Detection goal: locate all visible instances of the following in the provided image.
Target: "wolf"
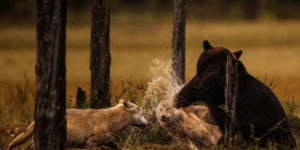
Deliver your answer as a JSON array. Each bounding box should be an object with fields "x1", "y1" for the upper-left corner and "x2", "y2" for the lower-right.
[
  {"x1": 8, "y1": 100, "x2": 148, "y2": 150},
  {"x1": 156, "y1": 100, "x2": 221, "y2": 150}
]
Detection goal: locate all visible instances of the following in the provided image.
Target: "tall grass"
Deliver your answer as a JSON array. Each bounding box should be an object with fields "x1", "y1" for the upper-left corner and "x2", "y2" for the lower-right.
[
  {"x1": 0, "y1": 71, "x2": 34, "y2": 149},
  {"x1": 0, "y1": 71, "x2": 34, "y2": 126}
]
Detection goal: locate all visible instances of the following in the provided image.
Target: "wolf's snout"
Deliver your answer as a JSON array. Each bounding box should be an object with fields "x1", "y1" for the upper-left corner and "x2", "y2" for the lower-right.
[
  {"x1": 143, "y1": 121, "x2": 149, "y2": 127},
  {"x1": 136, "y1": 116, "x2": 148, "y2": 129},
  {"x1": 136, "y1": 122, "x2": 148, "y2": 129}
]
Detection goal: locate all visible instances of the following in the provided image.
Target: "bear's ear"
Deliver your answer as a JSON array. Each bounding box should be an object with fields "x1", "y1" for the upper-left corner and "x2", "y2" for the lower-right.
[
  {"x1": 203, "y1": 40, "x2": 213, "y2": 51},
  {"x1": 234, "y1": 50, "x2": 243, "y2": 59}
]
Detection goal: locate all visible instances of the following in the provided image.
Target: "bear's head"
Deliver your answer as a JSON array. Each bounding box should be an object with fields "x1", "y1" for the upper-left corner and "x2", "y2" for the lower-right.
[
  {"x1": 197, "y1": 40, "x2": 242, "y2": 75},
  {"x1": 174, "y1": 40, "x2": 244, "y2": 108}
]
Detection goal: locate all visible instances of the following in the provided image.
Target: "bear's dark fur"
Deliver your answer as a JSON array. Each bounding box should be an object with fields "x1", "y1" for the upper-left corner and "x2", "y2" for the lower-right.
[{"x1": 173, "y1": 40, "x2": 297, "y2": 149}]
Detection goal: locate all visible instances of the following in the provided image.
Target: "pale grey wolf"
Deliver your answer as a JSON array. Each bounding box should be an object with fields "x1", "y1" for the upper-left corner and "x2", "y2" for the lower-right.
[
  {"x1": 156, "y1": 100, "x2": 221, "y2": 150},
  {"x1": 8, "y1": 100, "x2": 148, "y2": 150}
]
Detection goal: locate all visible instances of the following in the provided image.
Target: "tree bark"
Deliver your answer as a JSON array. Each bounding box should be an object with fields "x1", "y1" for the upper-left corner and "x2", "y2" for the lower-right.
[
  {"x1": 34, "y1": 0, "x2": 67, "y2": 149},
  {"x1": 224, "y1": 54, "x2": 238, "y2": 147},
  {"x1": 76, "y1": 87, "x2": 86, "y2": 108},
  {"x1": 90, "y1": 0, "x2": 111, "y2": 109},
  {"x1": 172, "y1": 0, "x2": 186, "y2": 83}
]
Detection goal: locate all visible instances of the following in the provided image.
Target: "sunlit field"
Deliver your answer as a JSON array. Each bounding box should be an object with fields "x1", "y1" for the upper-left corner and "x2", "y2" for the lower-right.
[
  {"x1": 1, "y1": 21, "x2": 300, "y2": 98},
  {"x1": 1, "y1": 21, "x2": 300, "y2": 148}
]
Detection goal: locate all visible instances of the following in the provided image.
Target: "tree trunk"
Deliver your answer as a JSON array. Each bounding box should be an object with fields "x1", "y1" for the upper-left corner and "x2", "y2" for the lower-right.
[
  {"x1": 224, "y1": 54, "x2": 238, "y2": 147},
  {"x1": 34, "y1": 0, "x2": 67, "y2": 149},
  {"x1": 90, "y1": 0, "x2": 111, "y2": 109},
  {"x1": 172, "y1": 0, "x2": 186, "y2": 83},
  {"x1": 76, "y1": 87, "x2": 86, "y2": 108}
]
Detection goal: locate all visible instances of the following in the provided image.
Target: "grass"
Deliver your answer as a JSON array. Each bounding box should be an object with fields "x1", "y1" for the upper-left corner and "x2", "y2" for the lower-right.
[
  {"x1": 1, "y1": 21, "x2": 300, "y2": 149},
  {"x1": 1, "y1": 21, "x2": 300, "y2": 101}
]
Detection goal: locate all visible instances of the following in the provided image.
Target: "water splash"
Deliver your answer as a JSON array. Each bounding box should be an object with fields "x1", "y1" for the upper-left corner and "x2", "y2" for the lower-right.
[
  {"x1": 142, "y1": 59, "x2": 184, "y2": 118},
  {"x1": 122, "y1": 59, "x2": 184, "y2": 147}
]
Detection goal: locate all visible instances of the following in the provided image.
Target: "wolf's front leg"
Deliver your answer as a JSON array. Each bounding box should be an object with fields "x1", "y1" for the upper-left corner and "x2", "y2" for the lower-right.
[
  {"x1": 103, "y1": 141, "x2": 121, "y2": 150},
  {"x1": 86, "y1": 143, "x2": 96, "y2": 150},
  {"x1": 86, "y1": 145, "x2": 95, "y2": 150},
  {"x1": 185, "y1": 139, "x2": 199, "y2": 150},
  {"x1": 86, "y1": 135, "x2": 97, "y2": 150}
]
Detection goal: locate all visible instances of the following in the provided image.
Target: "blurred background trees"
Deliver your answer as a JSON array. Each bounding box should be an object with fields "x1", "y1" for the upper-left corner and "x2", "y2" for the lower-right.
[{"x1": 1, "y1": 0, "x2": 300, "y2": 24}]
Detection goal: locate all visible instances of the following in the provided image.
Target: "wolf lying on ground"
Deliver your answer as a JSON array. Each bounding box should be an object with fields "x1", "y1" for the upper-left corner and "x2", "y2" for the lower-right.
[
  {"x1": 8, "y1": 100, "x2": 148, "y2": 150},
  {"x1": 156, "y1": 100, "x2": 221, "y2": 150}
]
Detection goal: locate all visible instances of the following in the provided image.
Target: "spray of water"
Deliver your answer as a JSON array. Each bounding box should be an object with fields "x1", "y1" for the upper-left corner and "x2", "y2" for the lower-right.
[
  {"x1": 122, "y1": 59, "x2": 184, "y2": 147},
  {"x1": 142, "y1": 59, "x2": 184, "y2": 118}
]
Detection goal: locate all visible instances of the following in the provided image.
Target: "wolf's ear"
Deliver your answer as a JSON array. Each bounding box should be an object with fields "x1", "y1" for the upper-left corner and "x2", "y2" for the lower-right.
[
  {"x1": 119, "y1": 99, "x2": 124, "y2": 104},
  {"x1": 203, "y1": 40, "x2": 213, "y2": 51},
  {"x1": 234, "y1": 50, "x2": 243, "y2": 59},
  {"x1": 123, "y1": 101, "x2": 130, "y2": 109}
]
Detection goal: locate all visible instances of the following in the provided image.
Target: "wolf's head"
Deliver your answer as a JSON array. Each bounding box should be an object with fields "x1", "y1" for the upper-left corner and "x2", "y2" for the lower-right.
[
  {"x1": 119, "y1": 99, "x2": 148, "y2": 129},
  {"x1": 156, "y1": 100, "x2": 184, "y2": 124}
]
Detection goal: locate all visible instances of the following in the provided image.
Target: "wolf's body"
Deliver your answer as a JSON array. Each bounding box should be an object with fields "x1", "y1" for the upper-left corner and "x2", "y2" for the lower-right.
[
  {"x1": 8, "y1": 100, "x2": 148, "y2": 150},
  {"x1": 156, "y1": 100, "x2": 221, "y2": 150}
]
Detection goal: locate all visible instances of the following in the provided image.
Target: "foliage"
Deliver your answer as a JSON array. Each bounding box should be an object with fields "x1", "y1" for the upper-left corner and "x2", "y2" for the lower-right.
[
  {"x1": 110, "y1": 77, "x2": 146, "y2": 105},
  {"x1": 0, "y1": 71, "x2": 34, "y2": 125},
  {"x1": 1, "y1": 0, "x2": 300, "y2": 24},
  {"x1": 0, "y1": 71, "x2": 34, "y2": 149},
  {"x1": 285, "y1": 97, "x2": 300, "y2": 145},
  {"x1": 264, "y1": 75, "x2": 277, "y2": 90}
]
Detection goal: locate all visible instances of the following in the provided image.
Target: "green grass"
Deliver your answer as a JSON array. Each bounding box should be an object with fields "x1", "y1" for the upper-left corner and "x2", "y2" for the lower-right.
[{"x1": 1, "y1": 21, "x2": 300, "y2": 149}]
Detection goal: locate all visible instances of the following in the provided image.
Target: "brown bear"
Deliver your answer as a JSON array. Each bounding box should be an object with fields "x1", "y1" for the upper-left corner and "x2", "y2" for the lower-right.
[{"x1": 173, "y1": 40, "x2": 297, "y2": 149}]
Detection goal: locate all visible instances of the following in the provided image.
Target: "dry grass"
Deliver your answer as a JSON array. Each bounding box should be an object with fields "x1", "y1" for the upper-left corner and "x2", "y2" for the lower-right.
[
  {"x1": 1, "y1": 21, "x2": 300, "y2": 148},
  {"x1": 1, "y1": 21, "x2": 300, "y2": 98}
]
